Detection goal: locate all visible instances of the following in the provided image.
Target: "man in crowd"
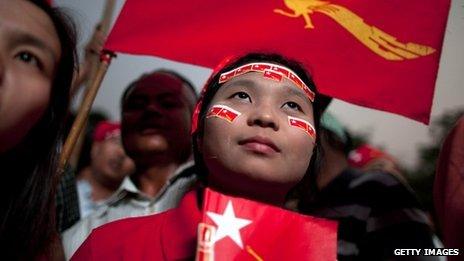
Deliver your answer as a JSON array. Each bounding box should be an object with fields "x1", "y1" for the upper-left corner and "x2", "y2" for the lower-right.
[
  {"x1": 300, "y1": 111, "x2": 438, "y2": 259},
  {"x1": 63, "y1": 70, "x2": 198, "y2": 258},
  {"x1": 76, "y1": 121, "x2": 135, "y2": 218}
]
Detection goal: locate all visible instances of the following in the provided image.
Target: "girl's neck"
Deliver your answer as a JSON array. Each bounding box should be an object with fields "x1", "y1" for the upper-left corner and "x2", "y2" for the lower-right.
[{"x1": 207, "y1": 178, "x2": 288, "y2": 207}]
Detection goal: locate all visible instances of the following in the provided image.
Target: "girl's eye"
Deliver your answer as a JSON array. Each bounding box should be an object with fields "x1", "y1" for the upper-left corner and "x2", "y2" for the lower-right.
[
  {"x1": 231, "y1": 91, "x2": 252, "y2": 102},
  {"x1": 15, "y1": 51, "x2": 41, "y2": 69},
  {"x1": 283, "y1": 101, "x2": 303, "y2": 111}
]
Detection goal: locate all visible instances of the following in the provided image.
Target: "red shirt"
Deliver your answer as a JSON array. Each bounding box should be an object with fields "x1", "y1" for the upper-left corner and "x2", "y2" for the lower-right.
[
  {"x1": 72, "y1": 188, "x2": 338, "y2": 260},
  {"x1": 72, "y1": 190, "x2": 201, "y2": 260}
]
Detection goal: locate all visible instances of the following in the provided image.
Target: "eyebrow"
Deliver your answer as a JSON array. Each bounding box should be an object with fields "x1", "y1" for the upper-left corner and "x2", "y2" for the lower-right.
[
  {"x1": 8, "y1": 31, "x2": 57, "y2": 62},
  {"x1": 285, "y1": 85, "x2": 311, "y2": 103}
]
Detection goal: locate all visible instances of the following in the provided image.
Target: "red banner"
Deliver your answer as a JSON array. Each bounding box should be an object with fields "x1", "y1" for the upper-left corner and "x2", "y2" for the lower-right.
[
  {"x1": 197, "y1": 188, "x2": 338, "y2": 260},
  {"x1": 105, "y1": 0, "x2": 450, "y2": 124},
  {"x1": 72, "y1": 188, "x2": 337, "y2": 260}
]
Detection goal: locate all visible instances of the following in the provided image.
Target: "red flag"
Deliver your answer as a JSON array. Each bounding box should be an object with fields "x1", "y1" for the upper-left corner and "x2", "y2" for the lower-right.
[
  {"x1": 71, "y1": 188, "x2": 337, "y2": 260},
  {"x1": 197, "y1": 188, "x2": 338, "y2": 260},
  {"x1": 105, "y1": 0, "x2": 450, "y2": 124}
]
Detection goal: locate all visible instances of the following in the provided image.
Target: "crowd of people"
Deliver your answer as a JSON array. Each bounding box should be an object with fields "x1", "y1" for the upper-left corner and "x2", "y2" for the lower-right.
[{"x1": 0, "y1": 0, "x2": 462, "y2": 260}]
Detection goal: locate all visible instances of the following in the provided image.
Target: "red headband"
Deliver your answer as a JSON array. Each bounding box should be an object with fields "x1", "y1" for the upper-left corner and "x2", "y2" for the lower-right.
[
  {"x1": 191, "y1": 56, "x2": 237, "y2": 135},
  {"x1": 219, "y1": 62, "x2": 315, "y2": 102},
  {"x1": 191, "y1": 57, "x2": 315, "y2": 135}
]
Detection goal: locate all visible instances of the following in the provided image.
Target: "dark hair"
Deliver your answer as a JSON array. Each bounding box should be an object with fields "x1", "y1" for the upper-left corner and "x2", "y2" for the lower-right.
[
  {"x1": 191, "y1": 53, "x2": 323, "y2": 201},
  {"x1": 121, "y1": 69, "x2": 198, "y2": 113},
  {"x1": 321, "y1": 127, "x2": 353, "y2": 156},
  {"x1": 0, "y1": 0, "x2": 77, "y2": 259}
]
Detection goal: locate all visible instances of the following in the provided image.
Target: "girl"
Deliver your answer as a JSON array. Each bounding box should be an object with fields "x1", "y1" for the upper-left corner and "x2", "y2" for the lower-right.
[
  {"x1": 0, "y1": 0, "x2": 77, "y2": 258},
  {"x1": 191, "y1": 53, "x2": 322, "y2": 206},
  {"x1": 71, "y1": 52, "x2": 327, "y2": 259}
]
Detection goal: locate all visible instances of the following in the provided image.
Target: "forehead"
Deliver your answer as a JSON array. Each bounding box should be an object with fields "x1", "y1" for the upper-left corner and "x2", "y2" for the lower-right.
[
  {"x1": 126, "y1": 73, "x2": 188, "y2": 99},
  {"x1": 0, "y1": 1, "x2": 60, "y2": 56},
  {"x1": 220, "y1": 71, "x2": 309, "y2": 99}
]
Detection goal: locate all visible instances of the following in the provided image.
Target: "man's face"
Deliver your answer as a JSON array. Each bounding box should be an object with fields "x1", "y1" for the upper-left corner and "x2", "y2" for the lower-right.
[
  {"x1": 121, "y1": 72, "x2": 196, "y2": 165},
  {"x1": 92, "y1": 135, "x2": 135, "y2": 185}
]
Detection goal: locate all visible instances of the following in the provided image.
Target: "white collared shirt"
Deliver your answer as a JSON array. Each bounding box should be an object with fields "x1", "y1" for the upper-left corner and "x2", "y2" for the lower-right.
[{"x1": 62, "y1": 161, "x2": 197, "y2": 259}]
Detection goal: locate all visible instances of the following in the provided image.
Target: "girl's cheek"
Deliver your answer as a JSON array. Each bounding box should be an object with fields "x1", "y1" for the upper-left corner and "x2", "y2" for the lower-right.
[
  {"x1": 206, "y1": 104, "x2": 242, "y2": 123},
  {"x1": 287, "y1": 116, "x2": 316, "y2": 142}
]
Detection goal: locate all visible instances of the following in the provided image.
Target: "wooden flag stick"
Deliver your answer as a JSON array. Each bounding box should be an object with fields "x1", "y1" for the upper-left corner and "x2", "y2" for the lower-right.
[
  {"x1": 59, "y1": 51, "x2": 115, "y2": 173},
  {"x1": 85, "y1": 0, "x2": 116, "y2": 86},
  {"x1": 67, "y1": 0, "x2": 117, "y2": 168},
  {"x1": 100, "y1": 0, "x2": 116, "y2": 34}
]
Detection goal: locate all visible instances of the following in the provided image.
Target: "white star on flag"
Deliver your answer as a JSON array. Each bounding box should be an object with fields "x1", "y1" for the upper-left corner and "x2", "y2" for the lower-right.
[{"x1": 206, "y1": 200, "x2": 252, "y2": 249}]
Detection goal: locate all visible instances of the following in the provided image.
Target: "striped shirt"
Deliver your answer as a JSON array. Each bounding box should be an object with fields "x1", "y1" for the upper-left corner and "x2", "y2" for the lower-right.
[{"x1": 303, "y1": 169, "x2": 439, "y2": 260}]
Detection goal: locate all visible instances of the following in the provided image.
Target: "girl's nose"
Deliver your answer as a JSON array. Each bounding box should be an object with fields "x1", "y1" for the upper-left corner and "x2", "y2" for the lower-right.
[{"x1": 247, "y1": 104, "x2": 279, "y2": 131}]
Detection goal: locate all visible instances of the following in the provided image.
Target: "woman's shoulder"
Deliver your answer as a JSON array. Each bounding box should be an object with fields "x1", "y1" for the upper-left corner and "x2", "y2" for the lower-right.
[
  {"x1": 345, "y1": 169, "x2": 404, "y2": 189},
  {"x1": 327, "y1": 169, "x2": 426, "y2": 218},
  {"x1": 343, "y1": 169, "x2": 417, "y2": 203}
]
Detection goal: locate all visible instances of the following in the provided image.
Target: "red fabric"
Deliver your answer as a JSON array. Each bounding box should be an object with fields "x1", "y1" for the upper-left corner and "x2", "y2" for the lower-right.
[
  {"x1": 434, "y1": 116, "x2": 464, "y2": 255},
  {"x1": 104, "y1": 0, "x2": 450, "y2": 124},
  {"x1": 71, "y1": 189, "x2": 201, "y2": 260},
  {"x1": 92, "y1": 121, "x2": 120, "y2": 142},
  {"x1": 199, "y1": 188, "x2": 338, "y2": 260},
  {"x1": 71, "y1": 188, "x2": 337, "y2": 260}
]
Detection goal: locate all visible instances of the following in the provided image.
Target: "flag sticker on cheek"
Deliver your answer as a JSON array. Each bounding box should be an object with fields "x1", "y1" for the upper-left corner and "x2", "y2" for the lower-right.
[
  {"x1": 288, "y1": 116, "x2": 316, "y2": 140},
  {"x1": 206, "y1": 104, "x2": 241, "y2": 123}
]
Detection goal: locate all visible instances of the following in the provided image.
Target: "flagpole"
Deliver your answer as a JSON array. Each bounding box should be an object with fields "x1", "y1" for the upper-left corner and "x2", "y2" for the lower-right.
[
  {"x1": 85, "y1": 0, "x2": 116, "y2": 86},
  {"x1": 67, "y1": 0, "x2": 117, "y2": 168},
  {"x1": 59, "y1": 51, "x2": 115, "y2": 174}
]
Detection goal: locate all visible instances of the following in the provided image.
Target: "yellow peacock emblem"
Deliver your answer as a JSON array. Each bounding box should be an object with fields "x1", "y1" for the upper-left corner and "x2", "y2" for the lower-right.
[{"x1": 274, "y1": 0, "x2": 436, "y2": 60}]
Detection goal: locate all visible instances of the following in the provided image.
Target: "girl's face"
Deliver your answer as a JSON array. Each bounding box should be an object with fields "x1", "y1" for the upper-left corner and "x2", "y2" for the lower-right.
[
  {"x1": 200, "y1": 70, "x2": 316, "y2": 204},
  {"x1": 0, "y1": 0, "x2": 61, "y2": 153}
]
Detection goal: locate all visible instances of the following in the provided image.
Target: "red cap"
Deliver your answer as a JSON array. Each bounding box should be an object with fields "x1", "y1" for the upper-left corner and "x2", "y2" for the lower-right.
[
  {"x1": 93, "y1": 121, "x2": 121, "y2": 142},
  {"x1": 348, "y1": 144, "x2": 393, "y2": 168}
]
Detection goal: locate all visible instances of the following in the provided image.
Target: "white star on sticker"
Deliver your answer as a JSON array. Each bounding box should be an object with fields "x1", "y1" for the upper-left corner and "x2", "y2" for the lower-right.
[{"x1": 206, "y1": 200, "x2": 252, "y2": 249}]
